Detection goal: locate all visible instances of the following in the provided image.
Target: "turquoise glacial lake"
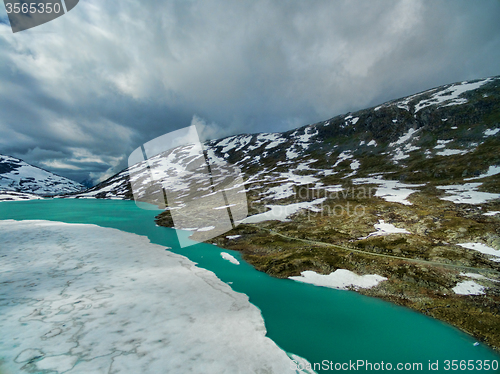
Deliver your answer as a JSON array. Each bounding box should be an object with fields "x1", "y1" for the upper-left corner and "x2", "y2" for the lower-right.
[{"x1": 1, "y1": 199, "x2": 499, "y2": 373}]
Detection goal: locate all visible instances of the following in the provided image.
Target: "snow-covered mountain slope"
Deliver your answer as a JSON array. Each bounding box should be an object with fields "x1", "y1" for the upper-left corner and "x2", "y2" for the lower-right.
[
  {"x1": 78, "y1": 75, "x2": 500, "y2": 209},
  {"x1": 0, "y1": 155, "x2": 84, "y2": 197}
]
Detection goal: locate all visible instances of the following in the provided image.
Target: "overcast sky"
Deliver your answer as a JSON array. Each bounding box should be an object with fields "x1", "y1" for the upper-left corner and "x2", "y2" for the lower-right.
[{"x1": 1, "y1": 0, "x2": 499, "y2": 184}]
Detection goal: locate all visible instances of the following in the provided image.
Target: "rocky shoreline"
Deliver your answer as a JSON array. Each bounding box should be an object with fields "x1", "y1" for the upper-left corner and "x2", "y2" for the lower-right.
[
  {"x1": 211, "y1": 222, "x2": 500, "y2": 352},
  {"x1": 156, "y1": 187, "x2": 500, "y2": 352}
]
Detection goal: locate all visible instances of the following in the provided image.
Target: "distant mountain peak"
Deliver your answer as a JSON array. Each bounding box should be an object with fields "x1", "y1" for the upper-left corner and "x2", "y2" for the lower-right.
[{"x1": 0, "y1": 154, "x2": 85, "y2": 197}]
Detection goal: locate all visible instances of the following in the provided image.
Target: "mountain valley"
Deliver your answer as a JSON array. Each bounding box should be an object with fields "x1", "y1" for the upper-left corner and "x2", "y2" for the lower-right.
[{"x1": 3, "y1": 76, "x2": 500, "y2": 351}]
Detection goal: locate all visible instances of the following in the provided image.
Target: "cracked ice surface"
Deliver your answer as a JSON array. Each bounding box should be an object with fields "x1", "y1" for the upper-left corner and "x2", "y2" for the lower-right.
[{"x1": 0, "y1": 220, "x2": 302, "y2": 374}]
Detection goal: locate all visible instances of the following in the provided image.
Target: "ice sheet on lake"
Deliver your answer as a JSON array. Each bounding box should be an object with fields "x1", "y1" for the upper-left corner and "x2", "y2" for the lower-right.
[
  {"x1": 221, "y1": 252, "x2": 240, "y2": 265},
  {"x1": 290, "y1": 269, "x2": 387, "y2": 291},
  {"x1": 0, "y1": 220, "x2": 304, "y2": 374}
]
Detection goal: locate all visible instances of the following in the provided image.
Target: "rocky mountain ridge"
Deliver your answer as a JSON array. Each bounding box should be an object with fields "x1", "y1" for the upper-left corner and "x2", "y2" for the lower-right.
[{"x1": 77, "y1": 76, "x2": 500, "y2": 208}]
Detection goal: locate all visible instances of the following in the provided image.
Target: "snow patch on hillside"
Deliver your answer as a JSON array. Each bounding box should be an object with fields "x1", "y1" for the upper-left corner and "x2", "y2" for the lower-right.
[
  {"x1": 344, "y1": 115, "x2": 359, "y2": 127},
  {"x1": 243, "y1": 198, "x2": 326, "y2": 223},
  {"x1": 460, "y1": 272, "x2": 499, "y2": 282},
  {"x1": 265, "y1": 183, "x2": 295, "y2": 200},
  {"x1": 279, "y1": 170, "x2": 321, "y2": 186},
  {"x1": 437, "y1": 183, "x2": 500, "y2": 204},
  {"x1": 389, "y1": 128, "x2": 420, "y2": 162},
  {"x1": 286, "y1": 147, "x2": 300, "y2": 160},
  {"x1": 483, "y1": 211, "x2": 500, "y2": 216},
  {"x1": 390, "y1": 128, "x2": 419, "y2": 147},
  {"x1": 484, "y1": 128, "x2": 499, "y2": 137},
  {"x1": 395, "y1": 92, "x2": 424, "y2": 111},
  {"x1": 333, "y1": 151, "x2": 353, "y2": 167},
  {"x1": 360, "y1": 220, "x2": 411, "y2": 239},
  {"x1": 453, "y1": 280, "x2": 485, "y2": 296},
  {"x1": 293, "y1": 126, "x2": 318, "y2": 149},
  {"x1": 436, "y1": 149, "x2": 469, "y2": 156},
  {"x1": 415, "y1": 78, "x2": 492, "y2": 112},
  {"x1": 290, "y1": 269, "x2": 387, "y2": 291},
  {"x1": 457, "y1": 242, "x2": 500, "y2": 261},
  {"x1": 353, "y1": 176, "x2": 424, "y2": 205},
  {"x1": 435, "y1": 140, "x2": 453, "y2": 149},
  {"x1": 464, "y1": 166, "x2": 500, "y2": 180},
  {"x1": 0, "y1": 190, "x2": 44, "y2": 201}
]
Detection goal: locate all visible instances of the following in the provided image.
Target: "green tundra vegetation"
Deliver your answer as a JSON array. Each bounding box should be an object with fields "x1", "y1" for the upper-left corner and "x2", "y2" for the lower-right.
[{"x1": 155, "y1": 77, "x2": 500, "y2": 350}]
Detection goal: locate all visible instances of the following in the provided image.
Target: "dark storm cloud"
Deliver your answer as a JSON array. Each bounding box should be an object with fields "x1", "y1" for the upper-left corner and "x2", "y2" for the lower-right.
[{"x1": 0, "y1": 0, "x2": 499, "y2": 183}]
